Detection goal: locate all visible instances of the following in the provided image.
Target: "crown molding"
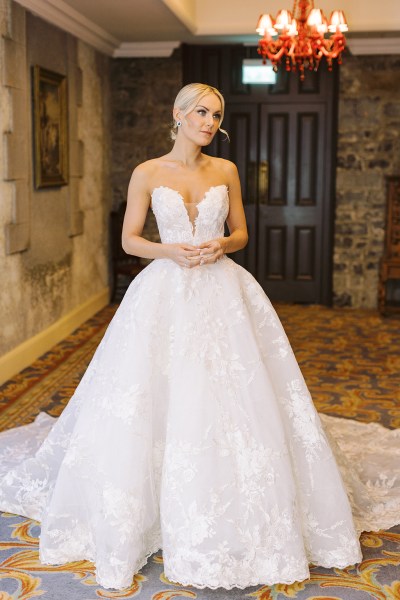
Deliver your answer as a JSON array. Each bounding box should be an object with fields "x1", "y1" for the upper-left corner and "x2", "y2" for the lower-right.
[
  {"x1": 113, "y1": 41, "x2": 181, "y2": 58},
  {"x1": 161, "y1": 0, "x2": 197, "y2": 34},
  {"x1": 347, "y1": 37, "x2": 400, "y2": 55},
  {"x1": 15, "y1": 0, "x2": 119, "y2": 55}
]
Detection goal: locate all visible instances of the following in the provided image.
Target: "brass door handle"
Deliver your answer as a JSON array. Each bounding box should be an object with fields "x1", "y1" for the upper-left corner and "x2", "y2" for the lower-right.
[{"x1": 259, "y1": 160, "x2": 269, "y2": 204}]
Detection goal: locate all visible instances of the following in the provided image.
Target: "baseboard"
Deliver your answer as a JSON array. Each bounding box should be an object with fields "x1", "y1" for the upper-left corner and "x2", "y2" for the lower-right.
[{"x1": 0, "y1": 287, "x2": 110, "y2": 385}]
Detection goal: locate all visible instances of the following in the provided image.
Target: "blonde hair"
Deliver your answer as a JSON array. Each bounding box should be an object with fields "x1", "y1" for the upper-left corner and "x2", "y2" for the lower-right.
[{"x1": 171, "y1": 83, "x2": 229, "y2": 141}]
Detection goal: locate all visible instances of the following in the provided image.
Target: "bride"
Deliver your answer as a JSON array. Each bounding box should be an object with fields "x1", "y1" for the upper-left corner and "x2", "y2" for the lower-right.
[{"x1": 0, "y1": 83, "x2": 399, "y2": 591}]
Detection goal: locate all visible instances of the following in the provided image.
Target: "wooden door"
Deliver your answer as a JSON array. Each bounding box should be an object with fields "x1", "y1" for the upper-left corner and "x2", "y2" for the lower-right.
[
  {"x1": 257, "y1": 103, "x2": 327, "y2": 302},
  {"x1": 183, "y1": 45, "x2": 338, "y2": 305}
]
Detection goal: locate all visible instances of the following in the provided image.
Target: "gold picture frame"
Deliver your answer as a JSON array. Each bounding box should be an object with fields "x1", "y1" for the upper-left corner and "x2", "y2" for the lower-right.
[{"x1": 32, "y1": 66, "x2": 68, "y2": 188}]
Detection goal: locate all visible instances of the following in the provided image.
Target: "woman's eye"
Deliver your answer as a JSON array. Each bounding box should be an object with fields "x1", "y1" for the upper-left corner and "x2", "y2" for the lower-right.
[
  {"x1": 213, "y1": 114, "x2": 221, "y2": 120},
  {"x1": 198, "y1": 110, "x2": 206, "y2": 116}
]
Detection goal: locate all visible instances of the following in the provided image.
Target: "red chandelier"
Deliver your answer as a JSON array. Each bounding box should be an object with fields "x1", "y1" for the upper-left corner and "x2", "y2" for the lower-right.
[{"x1": 256, "y1": 0, "x2": 348, "y2": 79}]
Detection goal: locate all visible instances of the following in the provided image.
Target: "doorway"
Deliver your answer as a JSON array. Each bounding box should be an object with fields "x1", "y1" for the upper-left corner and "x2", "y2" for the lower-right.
[{"x1": 183, "y1": 45, "x2": 339, "y2": 304}]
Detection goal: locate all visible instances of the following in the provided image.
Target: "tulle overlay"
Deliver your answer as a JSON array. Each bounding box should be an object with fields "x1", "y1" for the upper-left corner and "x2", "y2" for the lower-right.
[{"x1": 0, "y1": 185, "x2": 399, "y2": 590}]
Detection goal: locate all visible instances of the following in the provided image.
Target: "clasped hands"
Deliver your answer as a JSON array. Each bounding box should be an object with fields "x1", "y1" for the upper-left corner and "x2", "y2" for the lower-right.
[{"x1": 169, "y1": 240, "x2": 224, "y2": 269}]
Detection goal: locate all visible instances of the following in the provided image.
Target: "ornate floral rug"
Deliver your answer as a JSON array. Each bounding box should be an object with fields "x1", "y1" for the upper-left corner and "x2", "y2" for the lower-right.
[{"x1": 0, "y1": 303, "x2": 399, "y2": 599}]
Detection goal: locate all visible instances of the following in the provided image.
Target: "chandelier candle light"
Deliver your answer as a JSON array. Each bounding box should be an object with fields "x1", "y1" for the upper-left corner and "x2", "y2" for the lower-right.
[{"x1": 256, "y1": 0, "x2": 348, "y2": 79}]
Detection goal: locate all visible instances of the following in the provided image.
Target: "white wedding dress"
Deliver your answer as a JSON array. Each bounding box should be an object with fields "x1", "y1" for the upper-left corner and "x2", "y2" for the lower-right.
[{"x1": 0, "y1": 184, "x2": 399, "y2": 590}]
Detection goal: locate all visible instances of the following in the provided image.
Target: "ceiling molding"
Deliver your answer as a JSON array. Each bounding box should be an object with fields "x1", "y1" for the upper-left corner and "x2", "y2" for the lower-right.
[
  {"x1": 15, "y1": 0, "x2": 119, "y2": 55},
  {"x1": 113, "y1": 41, "x2": 181, "y2": 58},
  {"x1": 161, "y1": 0, "x2": 197, "y2": 34},
  {"x1": 347, "y1": 37, "x2": 400, "y2": 55}
]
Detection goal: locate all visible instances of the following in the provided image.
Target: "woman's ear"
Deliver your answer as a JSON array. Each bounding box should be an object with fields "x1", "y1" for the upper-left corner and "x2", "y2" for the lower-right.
[{"x1": 173, "y1": 109, "x2": 181, "y2": 123}]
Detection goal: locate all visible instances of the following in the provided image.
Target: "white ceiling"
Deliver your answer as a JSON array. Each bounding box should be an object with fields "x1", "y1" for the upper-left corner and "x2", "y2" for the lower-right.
[{"x1": 15, "y1": 0, "x2": 400, "y2": 57}]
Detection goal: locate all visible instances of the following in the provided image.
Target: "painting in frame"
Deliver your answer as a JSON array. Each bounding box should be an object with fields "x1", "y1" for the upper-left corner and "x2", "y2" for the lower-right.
[{"x1": 32, "y1": 65, "x2": 68, "y2": 188}]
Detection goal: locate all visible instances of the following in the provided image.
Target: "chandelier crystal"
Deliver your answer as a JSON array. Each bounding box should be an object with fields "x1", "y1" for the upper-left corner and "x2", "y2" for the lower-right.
[{"x1": 256, "y1": 0, "x2": 348, "y2": 79}]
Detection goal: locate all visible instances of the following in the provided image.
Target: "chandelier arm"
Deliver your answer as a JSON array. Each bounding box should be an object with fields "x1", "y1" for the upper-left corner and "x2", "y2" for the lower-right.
[
  {"x1": 260, "y1": 43, "x2": 288, "y2": 63},
  {"x1": 316, "y1": 37, "x2": 346, "y2": 58}
]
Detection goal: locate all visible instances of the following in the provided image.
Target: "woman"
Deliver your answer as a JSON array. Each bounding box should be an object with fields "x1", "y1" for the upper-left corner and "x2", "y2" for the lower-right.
[{"x1": 0, "y1": 83, "x2": 399, "y2": 591}]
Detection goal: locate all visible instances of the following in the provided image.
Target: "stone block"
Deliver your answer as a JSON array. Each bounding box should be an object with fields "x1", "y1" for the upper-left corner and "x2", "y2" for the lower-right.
[
  {"x1": 67, "y1": 177, "x2": 84, "y2": 237},
  {"x1": 3, "y1": 131, "x2": 28, "y2": 180},
  {"x1": 68, "y1": 209, "x2": 84, "y2": 237},
  {"x1": 76, "y1": 66, "x2": 82, "y2": 106},
  {"x1": 0, "y1": 0, "x2": 11, "y2": 38},
  {"x1": 356, "y1": 98, "x2": 382, "y2": 122},
  {"x1": 5, "y1": 220, "x2": 29, "y2": 254},
  {"x1": 336, "y1": 169, "x2": 382, "y2": 191},
  {"x1": 368, "y1": 158, "x2": 390, "y2": 169},
  {"x1": 11, "y1": 1, "x2": 25, "y2": 45},
  {"x1": 336, "y1": 223, "x2": 367, "y2": 235},
  {"x1": 2, "y1": 37, "x2": 25, "y2": 88},
  {"x1": 69, "y1": 139, "x2": 84, "y2": 177},
  {"x1": 13, "y1": 179, "x2": 29, "y2": 222},
  {"x1": 337, "y1": 154, "x2": 361, "y2": 170},
  {"x1": 383, "y1": 103, "x2": 400, "y2": 118},
  {"x1": 66, "y1": 64, "x2": 80, "y2": 134},
  {"x1": 10, "y1": 86, "x2": 27, "y2": 134},
  {"x1": 333, "y1": 291, "x2": 352, "y2": 307}
]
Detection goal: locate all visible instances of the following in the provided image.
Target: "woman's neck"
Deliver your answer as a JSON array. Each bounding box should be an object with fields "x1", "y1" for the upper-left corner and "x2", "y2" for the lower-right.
[{"x1": 167, "y1": 138, "x2": 204, "y2": 169}]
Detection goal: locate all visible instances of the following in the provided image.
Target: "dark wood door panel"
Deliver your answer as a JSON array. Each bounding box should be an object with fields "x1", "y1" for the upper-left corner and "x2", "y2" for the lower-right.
[
  {"x1": 219, "y1": 104, "x2": 258, "y2": 273},
  {"x1": 258, "y1": 103, "x2": 326, "y2": 301},
  {"x1": 256, "y1": 214, "x2": 320, "y2": 301},
  {"x1": 296, "y1": 112, "x2": 319, "y2": 205}
]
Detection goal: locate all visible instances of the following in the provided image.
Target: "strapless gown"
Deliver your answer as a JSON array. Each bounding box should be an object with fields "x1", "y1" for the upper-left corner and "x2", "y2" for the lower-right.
[{"x1": 0, "y1": 184, "x2": 399, "y2": 590}]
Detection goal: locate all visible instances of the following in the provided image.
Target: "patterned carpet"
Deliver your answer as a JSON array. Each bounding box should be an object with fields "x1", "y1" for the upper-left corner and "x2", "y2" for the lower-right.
[{"x1": 0, "y1": 303, "x2": 399, "y2": 599}]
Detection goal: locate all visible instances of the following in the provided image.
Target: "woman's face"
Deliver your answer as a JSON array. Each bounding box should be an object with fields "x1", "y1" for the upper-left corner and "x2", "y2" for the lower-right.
[{"x1": 177, "y1": 93, "x2": 222, "y2": 146}]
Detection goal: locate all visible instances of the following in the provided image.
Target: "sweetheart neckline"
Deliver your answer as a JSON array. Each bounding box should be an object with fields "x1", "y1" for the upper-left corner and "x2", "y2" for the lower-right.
[
  {"x1": 151, "y1": 184, "x2": 228, "y2": 207},
  {"x1": 151, "y1": 184, "x2": 228, "y2": 237}
]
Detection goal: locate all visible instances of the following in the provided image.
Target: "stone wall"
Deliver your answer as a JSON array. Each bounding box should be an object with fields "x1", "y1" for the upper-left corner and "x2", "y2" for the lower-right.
[
  {"x1": 334, "y1": 55, "x2": 400, "y2": 308},
  {"x1": 110, "y1": 51, "x2": 182, "y2": 243},
  {"x1": 0, "y1": 0, "x2": 111, "y2": 357}
]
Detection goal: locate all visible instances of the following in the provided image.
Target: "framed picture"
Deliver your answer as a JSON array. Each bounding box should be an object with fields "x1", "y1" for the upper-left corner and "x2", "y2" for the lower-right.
[{"x1": 32, "y1": 66, "x2": 68, "y2": 188}]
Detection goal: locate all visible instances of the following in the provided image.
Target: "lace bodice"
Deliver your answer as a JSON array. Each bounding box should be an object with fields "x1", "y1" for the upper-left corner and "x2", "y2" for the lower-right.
[{"x1": 151, "y1": 185, "x2": 229, "y2": 245}]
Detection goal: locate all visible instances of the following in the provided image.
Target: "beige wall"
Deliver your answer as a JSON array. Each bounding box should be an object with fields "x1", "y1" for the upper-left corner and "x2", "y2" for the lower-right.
[{"x1": 0, "y1": 0, "x2": 111, "y2": 358}]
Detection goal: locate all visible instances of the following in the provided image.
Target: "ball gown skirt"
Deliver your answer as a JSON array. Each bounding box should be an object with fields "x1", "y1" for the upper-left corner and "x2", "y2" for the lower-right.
[{"x1": 0, "y1": 185, "x2": 399, "y2": 590}]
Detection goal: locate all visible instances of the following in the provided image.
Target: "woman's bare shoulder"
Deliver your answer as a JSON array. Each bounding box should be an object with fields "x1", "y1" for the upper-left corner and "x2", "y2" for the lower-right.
[
  {"x1": 207, "y1": 156, "x2": 238, "y2": 175},
  {"x1": 130, "y1": 158, "x2": 167, "y2": 192},
  {"x1": 132, "y1": 158, "x2": 161, "y2": 176}
]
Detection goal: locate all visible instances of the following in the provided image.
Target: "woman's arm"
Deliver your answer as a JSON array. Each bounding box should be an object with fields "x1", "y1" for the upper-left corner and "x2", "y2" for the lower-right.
[
  {"x1": 219, "y1": 161, "x2": 249, "y2": 254},
  {"x1": 122, "y1": 164, "x2": 201, "y2": 267}
]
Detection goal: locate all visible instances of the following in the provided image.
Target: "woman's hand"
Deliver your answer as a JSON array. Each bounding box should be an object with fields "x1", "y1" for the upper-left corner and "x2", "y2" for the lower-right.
[
  {"x1": 197, "y1": 239, "x2": 226, "y2": 265},
  {"x1": 166, "y1": 243, "x2": 201, "y2": 268}
]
